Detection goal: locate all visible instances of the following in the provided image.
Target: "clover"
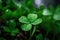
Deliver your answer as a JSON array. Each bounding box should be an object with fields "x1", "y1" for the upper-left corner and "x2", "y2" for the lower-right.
[
  {"x1": 3, "y1": 26, "x2": 19, "y2": 36},
  {"x1": 19, "y1": 14, "x2": 42, "y2": 31},
  {"x1": 36, "y1": 34, "x2": 43, "y2": 40},
  {"x1": 3, "y1": 20, "x2": 19, "y2": 36}
]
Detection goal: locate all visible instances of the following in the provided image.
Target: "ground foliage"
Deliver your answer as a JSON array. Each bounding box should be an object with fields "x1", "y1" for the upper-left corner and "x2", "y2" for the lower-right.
[{"x1": 0, "y1": 0, "x2": 60, "y2": 40}]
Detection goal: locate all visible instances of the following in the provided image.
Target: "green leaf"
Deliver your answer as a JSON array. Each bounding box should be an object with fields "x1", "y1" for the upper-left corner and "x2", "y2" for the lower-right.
[
  {"x1": 53, "y1": 6, "x2": 60, "y2": 20},
  {"x1": 49, "y1": 5, "x2": 54, "y2": 13},
  {"x1": 36, "y1": 34, "x2": 43, "y2": 40},
  {"x1": 32, "y1": 18, "x2": 42, "y2": 25},
  {"x1": 11, "y1": 29, "x2": 19, "y2": 34},
  {"x1": 12, "y1": 0, "x2": 22, "y2": 8},
  {"x1": 42, "y1": 9, "x2": 52, "y2": 16},
  {"x1": 27, "y1": 14, "x2": 38, "y2": 23},
  {"x1": 8, "y1": 20, "x2": 16, "y2": 28},
  {"x1": 53, "y1": 14, "x2": 60, "y2": 20},
  {"x1": 3, "y1": 27, "x2": 11, "y2": 32},
  {"x1": 11, "y1": 29, "x2": 19, "y2": 36},
  {"x1": 12, "y1": 11, "x2": 19, "y2": 18},
  {"x1": 19, "y1": 16, "x2": 29, "y2": 23},
  {"x1": 2, "y1": 9, "x2": 12, "y2": 20},
  {"x1": 11, "y1": 32, "x2": 16, "y2": 36},
  {"x1": 21, "y1": 24, "x2": 32, "y2": 31}
]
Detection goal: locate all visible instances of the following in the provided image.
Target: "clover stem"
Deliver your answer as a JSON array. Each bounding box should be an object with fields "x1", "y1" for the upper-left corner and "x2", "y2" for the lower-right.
[
  {"x1": 31, "y1": 26, "x2": 36, "y2": 37},
  {"x1": 29, "y1": 26, "x2": 36, "y2": 40},
  {"x1": 17, "y1": 33, "x2": 28, "y2": 40}
]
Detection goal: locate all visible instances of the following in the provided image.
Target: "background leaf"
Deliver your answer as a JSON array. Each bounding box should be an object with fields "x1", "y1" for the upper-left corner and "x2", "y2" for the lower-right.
[
  {"x1": 2, "y1": 9, "x2": 13, "y2": 20},
  {"x1": 11, "y1": 29, "x2": 19, "y2": 36},
  {"x1": 8, "y1": 20, "x2": 16, "y2": 28},
  {"x1": 36, "y1": 34, "x2": 43, "y2": 40},
  {"x1": 3, "y1": 26, "x2": 11, "y2": 32},
  {"x1": 53, "y1": 5, "x2": 60, "y2": 20},
  {"x1": 42, "y1": 9, "x2": 52, "y2": 16}
]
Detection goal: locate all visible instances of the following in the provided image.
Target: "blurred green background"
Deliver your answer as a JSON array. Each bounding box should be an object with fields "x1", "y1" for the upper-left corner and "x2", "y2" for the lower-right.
[{"x1": 0, "y1": 0, "x2": 60, "y2": 40}]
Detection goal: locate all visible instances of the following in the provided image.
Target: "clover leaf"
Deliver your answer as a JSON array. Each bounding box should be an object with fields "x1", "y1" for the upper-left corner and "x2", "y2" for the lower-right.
[
  {"x1": 19, "y1": 16, "x2": 29, "y2": 24},
  {"x1": 27, "y1": 14, "x2": 38, "y2": 23},
  {"x1": 42, "y1": 9, "x2": 52, "y2": 16},
  {"x1": 36, "y1": 34, "x2": 43, "y2": 40},
  {"x1": 12, "y1": 0, "x2": 22, "y2": 8},
  {"x1": 11, "y1": 29, "x2": 19, "y2": 36},
  {"x1": 53, "y1": 5, "x2": 60, "y2": 20},
  {"x1": 21, "y1": 24, "x2": 32, "y2": 31},
  {"x1": 3, "y1": 26, "x2": 19, "y2": 36},
  {"x1": 8, "y1": 20, "x2": 16, "y2": 28},
  {"x1": 19, "y1": 14, "x2": 42, "y2": 31},
  {"x1": 2, "y1": 9, "x2": 13, "y2": 20},
  {"x1": 3, "y1": 26, "x2": 11, "y2": 32},
  {"x1": 32, "y1": 18, "x2": 42, "y2": 25}
]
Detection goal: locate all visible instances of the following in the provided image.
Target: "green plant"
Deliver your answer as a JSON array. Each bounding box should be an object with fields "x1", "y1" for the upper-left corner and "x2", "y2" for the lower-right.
[
  {"x1": 4, "y1": 26, "x2": 19, "y2": 36},
  {"x1": 36, "y1": 34, "x2": 43, "y2": 40},
  {"x1": 19, "y1": 13, "x2": 42, "y2": 39},
  {"x1": 3, "y1": 20, "x2": 19, "y2": 36},
  {"x1": 42, "y1": 9, "x2": 52, "y2": 16},
  {"x1": 19, "y1": 13, "x2": 42, "y2": 31},
  {"x1": 53, "y1": 5, "x2": 60, "y2": 20},
  {"x1": 0, "y1": 0, "x2": 60, "y2": 40}
]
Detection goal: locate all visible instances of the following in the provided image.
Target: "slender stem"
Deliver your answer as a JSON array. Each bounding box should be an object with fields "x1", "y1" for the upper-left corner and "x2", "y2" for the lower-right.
[
  {"x1": 17, "y1": 33, "x2": 28, "y2": 40},
  {"x1": 31, "y1": 26, "x2": 36, "y2": 37},
  {"x1": 29, "y1": 26, "x2": 36, "y2": 40}
]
